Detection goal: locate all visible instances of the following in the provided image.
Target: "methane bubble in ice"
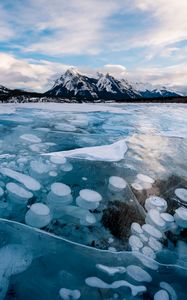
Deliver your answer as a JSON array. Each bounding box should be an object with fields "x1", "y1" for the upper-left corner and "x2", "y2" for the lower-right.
[
  {"x1": 154, "y1": 289, "x2": 169, "y2": 300},
  {"x1": 6, "y1": 182, "x2": 33, "y2": 204},
  {"x1": 50, "y1": 156, "x2": 67, "y2": 165},
  {"x1": 25, "y1": 203, "x2": 51, "y2": 228},
  {"x1": 76, "y1": 189, "x2": 102, "y2": 210},
  {"x1": 160, "y1": 282, "x2": 177, "y2": 300},
  {"x1": 131, "y1": 222, "x2": 143, "y2": 235},
  {"x1": 108, "y1": 176, "x2": 127, "y2": 192},
  {"x1": 142, "y1": 224, "x2": 162, "y2": 240},
  {"x1": 174, "y1": 207, "x2": 187, "y2": 228},
  {"x1": 59, "y1": 288, "x2": 81, "y2": 300},
  {"x1": 47, "y1": 183, "x2": 72, "y2": 216},
  {"x1": 145, "y1": 196, "x2": 167, "y2": 212},
  {"x1": 129, "y1": 235, "x2": 143, "y2": 250},
  {"x1": 175, "y1": 188, "x2": 187, "y2": 203},
  {"x1": 145, "y1": 209, "x2": 166, "y2": 231},
  {"x1": 0, "y1": 167, "x2": 41, "y2": 191},
  {"x1": 0, "y1": 186, "x2": 4, "y2": 197},
  {"x1": 96, "y1": 264, "x2": 126, "y2": 276},
  {"x1": 126, "y1": 265, "x2": 152, "y2": 282},
  {"x1": 85, "y1": 277, "x2": 147, "y2": 296}
]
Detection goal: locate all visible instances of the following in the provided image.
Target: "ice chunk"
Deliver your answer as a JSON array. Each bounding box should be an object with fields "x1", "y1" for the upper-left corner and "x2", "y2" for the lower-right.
[
  {"x1": 6, "y1": 182, "x2": 33, "y2": 203},
  {"x1": 108, "y1": 176, "x2": 127, "y2": 192},
  {"x1": 175, "y1": 188, "x2": 187, "y2": 203},
  {"x1": 76, "y1": 189, "x2": 102, "y2": 210},
  {"x1": 85, "y1": 277, "x2": 146, "y2": 296},
  {"x1": 145, "y1": 196, "x2": 167, "y2": 212},
  {"x1": 20, "y1": 134, "x2": 41, "y2": 143},
  {"x1": 148, "y1": 237, "x2": 162, "y2": 252},
  {"x1": 50, "y1": 156, "x2": 67, "y2": 165},
  {"x1": 45, "y1": 139, "x2": 128, "y2": 162},
  {"x1": 141, "y1": 246, "x2": 156, "y2": 260},
  {"x1": 0, "y1": 167, "x2": 41, "y2": 191},
  {"x1": 59, "y1": 288, "x2": 81, "y2": 300},
  {"x1": 142, "y1": 224, "x2": 162, "y2": 240},
  {"x1": 25, "y1": 203, "x2": 51, "y2": 228},
  {"x1": 131, "y1": 222, "x2": 143, "y2": 235},
  {"x1": 96, "y1": 264, "x2": 126, "y2": 276},
  {"x1": 129, "y1": 235, "x2": 143, "y2": 250},
  {"x1": 174, "y1": 207, "x2": 187, "y2": 228},
  {"x1": 126, "y1": 265, "x2": 152, "y2": 282},
  {"x1": 146, "y1": 209, "x2": 166, "y2": 231},
  {"x1": 154, "y1": 289, "x2": 169, "y2": 300},
  {"x1": 160, "y1": 282, "x2": 177, "y2": 300}
]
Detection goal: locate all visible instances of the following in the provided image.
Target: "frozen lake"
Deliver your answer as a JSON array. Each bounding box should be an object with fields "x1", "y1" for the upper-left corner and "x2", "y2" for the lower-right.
[{"x1": 0, "y1": 103, "x2": 187, "y2": 299}]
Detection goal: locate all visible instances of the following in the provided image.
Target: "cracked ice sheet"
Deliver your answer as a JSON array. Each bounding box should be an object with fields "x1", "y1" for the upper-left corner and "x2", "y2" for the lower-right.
[{"x1": 44, "y1": 139, "x2": 128, "y2": 162}]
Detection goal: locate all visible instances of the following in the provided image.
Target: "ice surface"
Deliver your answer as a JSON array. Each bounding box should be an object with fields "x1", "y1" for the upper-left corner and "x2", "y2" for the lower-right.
[
  {"x1": 45, "y1": 139, "x2": 128, "y2": 162},
  {"x1": 0, "y1": 103, "x2": 187, "y2": 299},
  {"x1": 0, "y1": 167, "x2": 41, "y2": 191},
  {"x1": 126, "y1": 265, "x2": 152, "y2": 282}
]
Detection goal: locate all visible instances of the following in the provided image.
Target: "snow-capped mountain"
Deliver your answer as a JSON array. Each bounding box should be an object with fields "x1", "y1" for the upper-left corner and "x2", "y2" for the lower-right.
[
  {"x1": 46, "y1": 68, "x2": 180, "y2": 101},
  {"x1": 46, "y1": 69, "x2": 98, "y2": 100},
  {"x1": 0, "y1": 85, "x2": 11, "y2": 96}
]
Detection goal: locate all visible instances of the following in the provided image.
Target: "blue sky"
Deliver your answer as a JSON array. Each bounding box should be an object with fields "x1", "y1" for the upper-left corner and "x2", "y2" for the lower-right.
[{"x1": 0, "y1": 0, "x2": 187, "y2": 93}]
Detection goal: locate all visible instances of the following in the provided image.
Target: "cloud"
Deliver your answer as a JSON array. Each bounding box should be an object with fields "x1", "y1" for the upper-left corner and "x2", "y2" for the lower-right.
[
  {"x1": 0, "y1": 53, "x2": 186, "y2": 94},
  {"x1": 0, "y1": 52, "x2": 72, "y2": 91}
]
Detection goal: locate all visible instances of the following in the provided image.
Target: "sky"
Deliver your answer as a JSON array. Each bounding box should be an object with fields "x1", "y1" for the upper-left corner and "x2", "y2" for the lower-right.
[{"x1": 0, "y1": 0, "x2": 187, "y2": 94}]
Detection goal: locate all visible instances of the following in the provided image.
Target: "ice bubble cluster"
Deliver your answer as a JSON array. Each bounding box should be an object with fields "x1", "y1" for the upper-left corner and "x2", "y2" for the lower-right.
[{"x1": 25, "y1": 203, "x2": 51, "y2": 228}]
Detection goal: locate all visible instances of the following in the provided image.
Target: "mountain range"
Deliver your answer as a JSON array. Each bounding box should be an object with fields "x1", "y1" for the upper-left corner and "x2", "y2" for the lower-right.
[{"x1": 0, "y1": 69, "x2": 184, "y2": 103}]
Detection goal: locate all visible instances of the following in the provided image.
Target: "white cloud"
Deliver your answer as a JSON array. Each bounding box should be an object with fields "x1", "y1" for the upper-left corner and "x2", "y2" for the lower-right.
[
  {"x1": 0, "y1": 53, "x2": 186, "y2": 94},
  {"x1": 0, "y1": 52, "x2": 72, "y2": 91}
]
